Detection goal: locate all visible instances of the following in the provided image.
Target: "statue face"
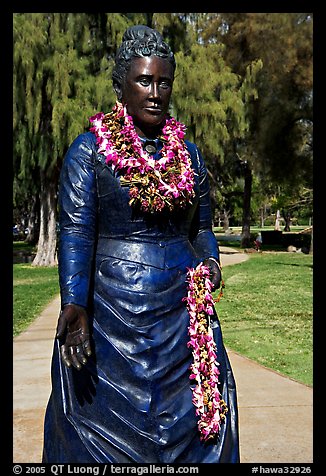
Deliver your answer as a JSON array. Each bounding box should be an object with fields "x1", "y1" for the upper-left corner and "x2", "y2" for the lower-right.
[{"x1": 119, "y1": 55, "x2": 174, "y2": 138}]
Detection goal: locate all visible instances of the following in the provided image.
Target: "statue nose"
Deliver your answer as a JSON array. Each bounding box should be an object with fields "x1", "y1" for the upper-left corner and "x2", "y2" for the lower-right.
[{"x1": 149, "y1": 82, "x2": 159, "y2": 99}]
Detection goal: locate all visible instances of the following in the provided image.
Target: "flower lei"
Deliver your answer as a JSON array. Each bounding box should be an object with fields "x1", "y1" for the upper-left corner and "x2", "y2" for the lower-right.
[
  {"x1": 183, "y1": 262, "x2": 228, "y2": 441},
  {"x1": 89, "y1": 102, "x2": 195, "y2": 213}
]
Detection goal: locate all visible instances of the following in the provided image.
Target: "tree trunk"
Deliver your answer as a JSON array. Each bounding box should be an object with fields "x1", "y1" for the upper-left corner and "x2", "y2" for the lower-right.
[
  {"x1": 223, "y1": 209, "x2": 230, "y2": 232},
  {"x1": 241, "y1": 162, "x2": 252, "y2": 248},
  {"x1": 32, "y1": 174, "x2": 58, "y2": 267},
  {"x1": 274, "y1": 209, "x2": 281, "y2": 231},
  {"x1": 260, "y1": 205, "x2": 266, "y2": 228},
  {"x1": 25, "y1": 195, "x2": 40, "y2": 245},
  {"x1": 309, "y1": 225, "x2": 313, "y2": 254}
]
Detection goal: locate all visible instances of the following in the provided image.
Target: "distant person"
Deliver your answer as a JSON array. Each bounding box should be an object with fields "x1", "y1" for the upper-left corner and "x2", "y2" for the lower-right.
[
  {"x1": 254, "y1": 232, "x2": 262, "y2": 251},
  {"x1": 42, "y1": 24, "x2": 240, "y2": 463}
]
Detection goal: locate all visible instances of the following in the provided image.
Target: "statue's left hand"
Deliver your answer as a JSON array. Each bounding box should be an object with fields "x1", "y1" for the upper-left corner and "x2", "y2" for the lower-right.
[
  {"x1": 203, "y1": 257, "x2": 222, "y2": 291},
  {"x1": 56, "y1": 304, "x2": 92, "y2": 370}
]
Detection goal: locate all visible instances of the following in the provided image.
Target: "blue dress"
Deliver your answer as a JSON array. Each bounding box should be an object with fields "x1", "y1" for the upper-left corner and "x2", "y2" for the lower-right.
[{"x1": 42, "y1": 132, "x2": 240, "y2": 463}]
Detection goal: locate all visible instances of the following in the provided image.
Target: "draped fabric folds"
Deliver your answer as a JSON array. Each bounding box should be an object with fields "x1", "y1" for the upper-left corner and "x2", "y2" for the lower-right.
[{"x1": 42, "y1": 133, "x2": 240, "y2": 463}]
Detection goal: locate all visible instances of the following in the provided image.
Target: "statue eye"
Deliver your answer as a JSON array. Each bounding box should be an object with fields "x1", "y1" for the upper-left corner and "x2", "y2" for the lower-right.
[
  {"x1": 159, "y1": 81, "x2": 171, "y2": 89},
  {"x1": 138, "y1": 77, "x2": 151, "y2": 86}
]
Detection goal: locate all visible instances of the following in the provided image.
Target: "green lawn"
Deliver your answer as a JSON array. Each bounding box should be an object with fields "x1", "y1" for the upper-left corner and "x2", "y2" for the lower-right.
[
  {"x1": 13, "y1": 264, "x2": 59, "y2": 336},
  {"x1": 214, "y1": 251, "x2": 313, "y2": 386}
]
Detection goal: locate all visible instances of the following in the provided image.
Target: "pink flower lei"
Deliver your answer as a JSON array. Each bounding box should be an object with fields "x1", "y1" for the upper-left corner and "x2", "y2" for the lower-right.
[
  {"x1": 89, "y1": 102, "x2": 195, "y2": 213},
  {"x1": 183, "y1": 262, "x2": 228, "y2": 441}
]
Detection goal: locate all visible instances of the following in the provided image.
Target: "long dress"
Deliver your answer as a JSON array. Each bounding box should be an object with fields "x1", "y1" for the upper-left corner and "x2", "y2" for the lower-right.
[{"x1": 42, "y1": 131, "x2": 240, "y2": 463}]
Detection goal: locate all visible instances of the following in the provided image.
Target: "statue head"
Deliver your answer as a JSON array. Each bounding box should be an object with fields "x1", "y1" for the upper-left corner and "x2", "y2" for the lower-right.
[{"x1": 112, "y1": 25, "x2": 176, "y2": 100}]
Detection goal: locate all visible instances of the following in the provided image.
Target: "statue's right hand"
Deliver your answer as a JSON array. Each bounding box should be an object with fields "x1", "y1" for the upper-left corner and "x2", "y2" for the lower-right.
[{"x1": 56, "y1": 303, "x2": 92, "y2": 370}]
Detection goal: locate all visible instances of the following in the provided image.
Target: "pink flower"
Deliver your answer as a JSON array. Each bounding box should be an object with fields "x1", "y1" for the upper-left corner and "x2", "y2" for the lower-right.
[
  {"x1": 184, "y1": 262, "x2": 227, "y2": 441},
  {"x1": 89, "y1": 112, "x2": 104, "y2": 124}
]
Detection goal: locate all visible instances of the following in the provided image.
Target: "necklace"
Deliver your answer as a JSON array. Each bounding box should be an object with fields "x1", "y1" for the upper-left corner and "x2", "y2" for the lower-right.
[
  {"x1": 183, "y1": 262, "x2": 228, "y2": 441},
  {"x1": 89, "y1": 102, "x2": 195, "y2": 213}
]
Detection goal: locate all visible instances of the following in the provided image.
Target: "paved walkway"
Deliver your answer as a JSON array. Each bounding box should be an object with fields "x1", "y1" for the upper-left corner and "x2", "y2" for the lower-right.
[{"x1": 13, "y1": 247, "x2": 313, "y2": 463}]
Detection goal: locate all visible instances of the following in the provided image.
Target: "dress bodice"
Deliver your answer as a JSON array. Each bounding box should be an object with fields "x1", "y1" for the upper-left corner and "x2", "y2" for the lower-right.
[{"x1": 94, "y1": 134, "x2": 199, "y2": 241}]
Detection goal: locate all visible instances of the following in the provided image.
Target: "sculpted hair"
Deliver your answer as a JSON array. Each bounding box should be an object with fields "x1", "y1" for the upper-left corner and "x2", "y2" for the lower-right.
[{"x1": 112, "y1": 25, "x2": 176, "y2": 96}]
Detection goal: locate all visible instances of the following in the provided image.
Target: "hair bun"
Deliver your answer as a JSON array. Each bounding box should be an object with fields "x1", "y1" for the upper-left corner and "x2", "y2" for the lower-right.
[{"x1": 122, "y1": 25, "x2": 162, "y2": 43}]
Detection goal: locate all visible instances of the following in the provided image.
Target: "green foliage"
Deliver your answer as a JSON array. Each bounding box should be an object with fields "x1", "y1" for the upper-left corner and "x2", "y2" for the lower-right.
[
  {"x1": 198, "y1": 13, "x2": 312, "y2": 228},
  {"x1": 173, "y1": 42, "x2": 261, "y2": 163},
  {"x1": 13, "y1": 13, "x2": 130, "y2": 192},
  {"x1": 219, "y1": 13, "x2": 312, "y2": 186}
]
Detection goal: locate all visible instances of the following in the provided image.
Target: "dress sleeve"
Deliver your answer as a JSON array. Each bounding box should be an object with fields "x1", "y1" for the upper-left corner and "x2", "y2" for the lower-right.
[
  {"x1": 58, "y1": 133, "x2": 98, "y2": 309},
  {"x1": 189, "y1": 145, "x2": 220, "y2": 263}
]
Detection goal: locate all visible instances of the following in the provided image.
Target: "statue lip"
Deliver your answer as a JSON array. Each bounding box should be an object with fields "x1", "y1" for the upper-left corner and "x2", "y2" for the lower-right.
[{"x1": 144, "y1": 105, "x2": 162, "y2": 114}]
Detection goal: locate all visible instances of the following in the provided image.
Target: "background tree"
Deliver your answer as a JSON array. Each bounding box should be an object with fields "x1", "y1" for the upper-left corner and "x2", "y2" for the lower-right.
[
  {"x1": 199, "y1": 12, "x2": 313, "y2": 245},
  {"x1": 171, "y1": 36, "x2": 262, "y2": 224},
  {"x1": 13, "y1": 13, "x2": 144, "y2": 265}
]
